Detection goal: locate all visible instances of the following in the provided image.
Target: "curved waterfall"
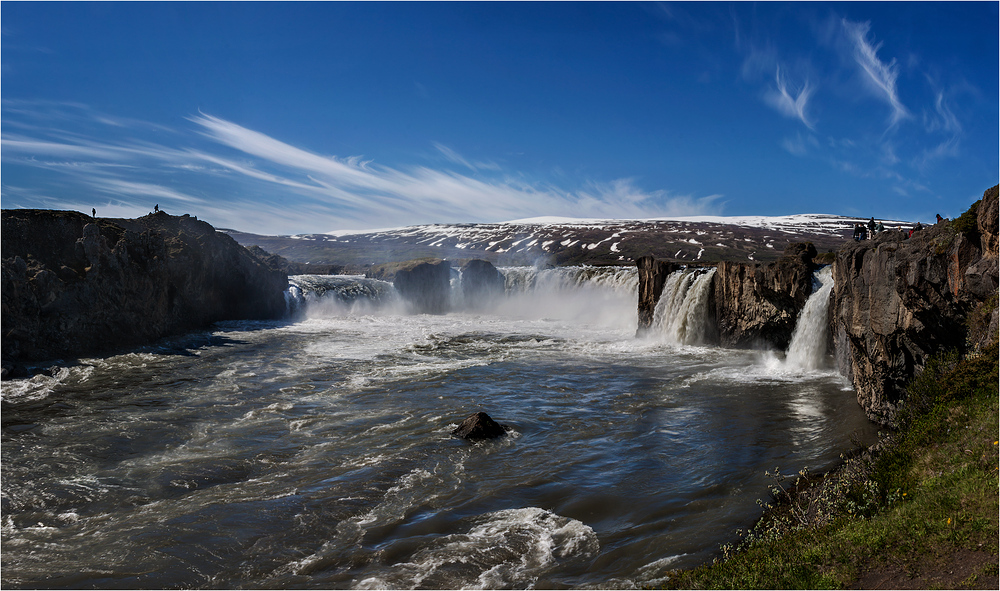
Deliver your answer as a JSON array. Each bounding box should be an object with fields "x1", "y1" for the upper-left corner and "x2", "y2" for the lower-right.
[{"x1": 286, "y1": 266, "x2": 639, "y2": 325}]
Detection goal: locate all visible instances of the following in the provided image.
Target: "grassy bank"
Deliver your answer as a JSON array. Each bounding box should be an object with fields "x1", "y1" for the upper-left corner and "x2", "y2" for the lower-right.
[{"x1": 664, "y1": 342, "x2": 999, "y2": 589}]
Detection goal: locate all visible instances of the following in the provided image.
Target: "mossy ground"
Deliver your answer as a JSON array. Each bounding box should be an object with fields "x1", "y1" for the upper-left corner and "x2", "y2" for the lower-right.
[{"x1": 662, "y1": 343, "x2": 999, "y2": 590}]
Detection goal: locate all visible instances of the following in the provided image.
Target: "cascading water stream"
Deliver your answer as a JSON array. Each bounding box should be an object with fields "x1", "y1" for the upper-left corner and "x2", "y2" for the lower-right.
[
  {"x1": 784, "y1": 266, "x2": 835, "y2": 370},
  {"x1": 649, "y1": 268, "x2": 717, "y2": 346}
]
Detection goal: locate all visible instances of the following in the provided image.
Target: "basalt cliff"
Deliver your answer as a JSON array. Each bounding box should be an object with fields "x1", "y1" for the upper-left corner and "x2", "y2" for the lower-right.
[
  {"x1": 1, "y1": 210, "x2": 288, "y2": 377},
  {"x1": 831, "y1": 186, "x2": 998, "y2": 425},
  {"x1": 636, "y1": 242, "x2": 817, "y2": 349},
  {"x1": 637, "y1": 185, "x2": 999, "y2": 425}
]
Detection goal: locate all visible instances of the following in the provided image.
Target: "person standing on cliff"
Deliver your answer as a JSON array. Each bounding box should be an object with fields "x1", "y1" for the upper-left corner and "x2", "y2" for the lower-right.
[
  {"x1": 154, "y1": 204, "x2": 159, "y2": 213},
  {"x1": 867, "y1": 217, "x2": 876, "y2": 239},
  {"x1": 92, "y1": 208, "x2": 96, "y2": 218}
]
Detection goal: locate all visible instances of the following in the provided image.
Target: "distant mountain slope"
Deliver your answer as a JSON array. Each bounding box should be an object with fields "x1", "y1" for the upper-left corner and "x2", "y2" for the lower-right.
[{"x1": 222, "y1": 214, "x2": 915, "y2": 268}]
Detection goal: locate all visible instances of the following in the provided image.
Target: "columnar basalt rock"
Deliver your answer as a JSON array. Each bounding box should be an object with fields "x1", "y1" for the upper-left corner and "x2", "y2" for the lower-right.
[
  {"x1": 636, "y1": 245, "x2": 816, "y2": 346},
  {"x1": 1, "y1": 210, "x2": 288, "y2": 376},
  {"x1": 831, "y1": 186, "x2": 999, "y2": 425},
  {"x1": 712, "y1": 242, "x2": 817, "y2": 349}
]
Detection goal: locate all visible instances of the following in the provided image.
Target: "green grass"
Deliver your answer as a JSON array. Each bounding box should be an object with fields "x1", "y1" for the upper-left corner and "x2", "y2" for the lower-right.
[{"x1": 663, "y1": 342, "x2": 999, "y2": 589}]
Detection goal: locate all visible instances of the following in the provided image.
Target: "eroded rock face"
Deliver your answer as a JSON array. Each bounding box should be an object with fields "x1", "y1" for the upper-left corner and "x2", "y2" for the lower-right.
[
  {"x1": 712, "y1": 243, "x2": 817, "y2": 349},
  {"x1": 978, "y1": 185, "x2": 999, "y2": 257},
  {"x1": 635, "y1": 256, "x2": 678, "y2": 336},
  {"x1": 832, "y1": 187, "x2": 999, "y2": 425},
  {"x1": 460, "y1": 259, "x2": 505, "y2": 308},
  {"x1": 1, "y1": 210, "x2": 288, "y2": 374},
  {"x1": 392, "y1": 259, "x2": 453, "y2": 314},
  {"x1": 451, "y1": 411, "x2": 510, "y2": 439}
]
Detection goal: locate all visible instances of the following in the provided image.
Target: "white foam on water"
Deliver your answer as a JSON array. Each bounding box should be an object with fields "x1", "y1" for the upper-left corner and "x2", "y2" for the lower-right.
[
  {"x1": 352, "y1": 507, "x2": 599, "y2": 590},
  {"x1": 0, "y1": 366, "x2": 75, "y2": 403}
]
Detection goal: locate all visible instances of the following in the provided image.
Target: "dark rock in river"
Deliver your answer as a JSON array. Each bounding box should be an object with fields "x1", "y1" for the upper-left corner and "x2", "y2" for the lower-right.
[
  {"x1": 831, "y1": 186, "x2": 999, "y2": 425},
  {"x1": 460, "y1": 259, "x2": 505, "y2": 308},
  {"x1": 711, "y1": 242, "x2": 817, "y2": 349},
  {"x1": 1, "y1": 210, "x2": 288, "y2": 373},
  {"x1": 452, "y1": 411, "x2": 510, "y2": 439},
  {"x1": 392, "y1": 259, "x2": 453, "y2": 314},
  {"x1": 635, "y1": 256, "x2": 679, "y2": 336}
]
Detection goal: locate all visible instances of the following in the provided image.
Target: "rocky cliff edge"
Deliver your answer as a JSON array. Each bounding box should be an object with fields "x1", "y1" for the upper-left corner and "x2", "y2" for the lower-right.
[
  {"x1": 2, "y1": 210, "x2": 288, "y2": 376},
  {"x1": 832, "y1": 186, "x2": 999, "y2": 425}
]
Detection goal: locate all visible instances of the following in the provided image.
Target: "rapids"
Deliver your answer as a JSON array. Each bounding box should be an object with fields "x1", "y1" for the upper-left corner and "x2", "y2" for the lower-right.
[{"x1": 1, "y1": 265, "x2": 876, "y2": 589}]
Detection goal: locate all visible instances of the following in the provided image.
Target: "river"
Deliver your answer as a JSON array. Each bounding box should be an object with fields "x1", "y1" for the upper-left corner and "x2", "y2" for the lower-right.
[{"x1": 1, "y1": 265, "x2": 876, "y2": 589}]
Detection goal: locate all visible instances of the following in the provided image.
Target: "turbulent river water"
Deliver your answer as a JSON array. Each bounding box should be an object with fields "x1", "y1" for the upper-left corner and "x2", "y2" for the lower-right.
[{"x1": 1, "y1": 265, "x2": 876, "y2": 589}]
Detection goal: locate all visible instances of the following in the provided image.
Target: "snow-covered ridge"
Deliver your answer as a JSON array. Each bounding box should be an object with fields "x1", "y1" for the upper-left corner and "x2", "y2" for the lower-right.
[
  {"x1": 227, "y1": 213, "x2": 916, "y2": 267},
  {"x1": 329, "y1": 213, "x2": 910, "y2": 238}
]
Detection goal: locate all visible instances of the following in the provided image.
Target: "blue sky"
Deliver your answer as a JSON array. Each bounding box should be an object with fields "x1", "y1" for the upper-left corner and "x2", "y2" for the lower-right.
[{"x1": 2, "y1": 2, "x2": 997, "y2": 235}]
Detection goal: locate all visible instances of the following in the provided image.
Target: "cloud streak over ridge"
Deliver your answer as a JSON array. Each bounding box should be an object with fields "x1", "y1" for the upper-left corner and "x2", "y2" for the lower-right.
[{"x1": 1, "y1": 105, "x2": 724, "y2": 234}]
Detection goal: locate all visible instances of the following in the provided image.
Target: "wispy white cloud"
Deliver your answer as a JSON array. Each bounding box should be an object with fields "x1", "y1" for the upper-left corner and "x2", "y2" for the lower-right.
[
  {"x1": 2, "y1": 105, "x2": 724, "y2": 233},
  {"x1": 88, "y1": 178, "x2": 206, "y2": 204},
  {"x1": 842, "y1": 19, "x2": 909, "y2": 126},
  {"x1": 921, "y1": 90, "x2": 962, "y2": 136},
  {"x1": 765, "y1": 67, "x2": 814, "y2": 129},
  {"x1": 433, "y1": 142, "x2": 501, "y2": 172},
  {"x1": 781, "y1": 132, "x2": 820, "y2": 156}
]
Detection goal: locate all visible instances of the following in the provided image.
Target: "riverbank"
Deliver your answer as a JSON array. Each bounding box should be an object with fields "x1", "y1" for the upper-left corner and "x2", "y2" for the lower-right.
[{"x1": 663, "y1": 340, "x2": 999, "y2": 589}]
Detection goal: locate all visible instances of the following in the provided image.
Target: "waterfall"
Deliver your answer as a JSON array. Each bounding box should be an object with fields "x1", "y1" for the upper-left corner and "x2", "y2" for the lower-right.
[
  {"x1": 784, "y1": 266, "x2": 834, "y2": 370},
  {"x1": 287, "y1": 275, "x2": 398, "y2": 316},
  {"x1": 500, "y1": 265, "x2": 638, "y2": 296},
  {"x1": 650, "y1": 268, "x2": 716, "y2": 345},
  {"x1": 286, "y1": 266, "x2": 638, "y2": 324}
]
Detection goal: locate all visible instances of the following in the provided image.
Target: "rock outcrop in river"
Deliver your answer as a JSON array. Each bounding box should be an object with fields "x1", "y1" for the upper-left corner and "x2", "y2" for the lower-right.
[
  {"x1": 635, "y1": 244, "x2": 816, "y2": 347},
  {"x1": 1, "y1": 210, "x2": 288, "y2": 376},
  {"x1": 831, "y1": 186, "x2": 999, "y2": 425},
  {"x1": 712, "y1": 242, "x2": 817, "y2": 349},
  {"x1": 460, "y1": 259, "x2": 506, "y2": 309},
  {"x1": 452, "y1": 411, "x2": 511, "y2": 439},
  {"x1": 391, "y1": 259, "x2": 453, "y2": 314}
]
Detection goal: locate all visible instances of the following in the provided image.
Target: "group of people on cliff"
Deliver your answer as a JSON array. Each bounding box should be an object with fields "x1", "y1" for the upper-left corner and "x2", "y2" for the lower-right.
[
  {"x1": 853, "y1": 217, "x2": 885, "y2": 241},
  {"x1": 853, "y1": 214, "x2": 944, "y2": 241}
]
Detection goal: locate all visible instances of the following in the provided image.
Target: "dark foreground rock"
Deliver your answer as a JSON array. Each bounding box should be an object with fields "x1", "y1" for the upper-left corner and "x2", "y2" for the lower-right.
[
  {"x1": 831, "y1": 185, "x2": 999, "y2": 425},
  {"x1": 451, "y1": 411, "x2": 510, "y2": 439},
  {"x1": 1, "y1": 210, "x2": 288, "y2": 375},
  {"x1": 391, "y1": 259, "x2": 453, "y2": 314},
  {"x1": 712, "y1": 242, "x2": 817, "y2": 349}
]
